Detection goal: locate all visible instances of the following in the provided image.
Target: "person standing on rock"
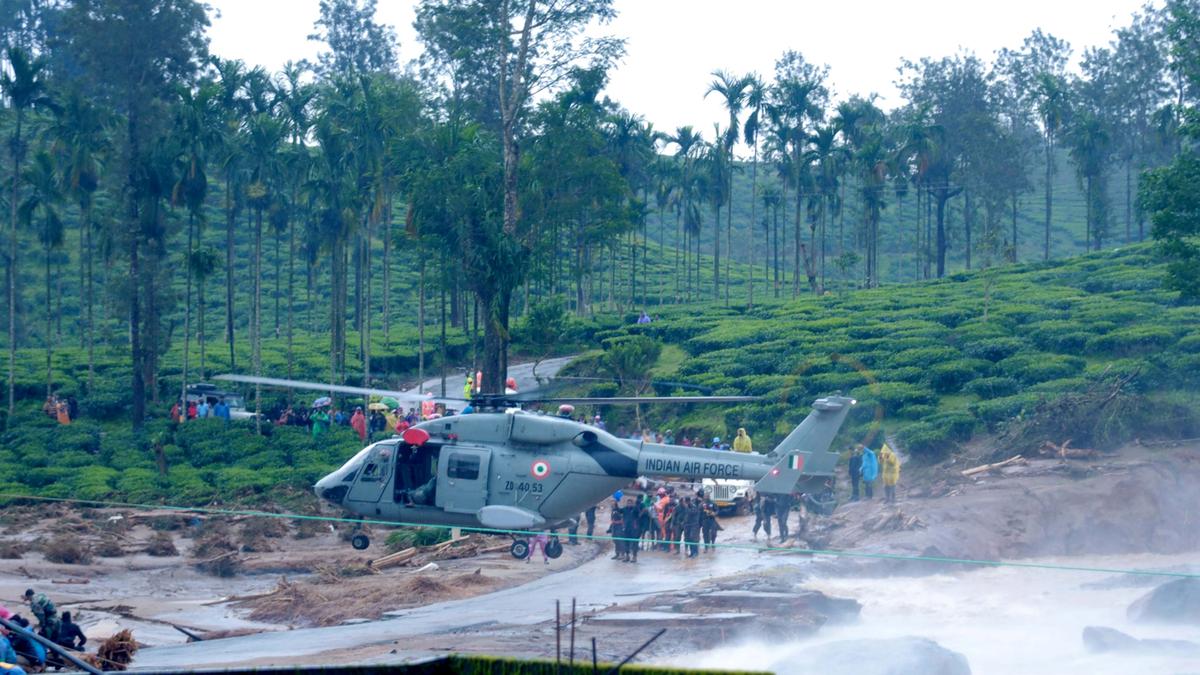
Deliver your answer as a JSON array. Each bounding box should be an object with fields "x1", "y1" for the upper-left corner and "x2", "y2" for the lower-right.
[
  {"x1": 848, "y1": 446, "x2": 863, "y2": 501},
  {"x1": 879, "y1": 442, "x2": 901, "y2": 503},
  {"x1": 752, "y1": 493, "x2": 774, "y2": 540},
  {"x1": 860, "y1": 444, "x2": 879, "y2": 500}
]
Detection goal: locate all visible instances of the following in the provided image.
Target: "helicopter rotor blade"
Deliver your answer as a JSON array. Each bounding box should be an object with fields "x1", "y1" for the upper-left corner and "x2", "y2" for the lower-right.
[
  {"x1": 515, "y1": 395, "x2": 761, "y2": 405},
  {"x1": 213, "y1": 374, "x2": 467, "y2": 406}
]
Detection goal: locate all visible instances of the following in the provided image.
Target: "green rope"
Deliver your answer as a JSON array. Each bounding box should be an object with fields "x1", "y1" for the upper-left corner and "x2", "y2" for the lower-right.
[{"x1": 2, "y1": 492, "x2": 1196, "y2": 579}]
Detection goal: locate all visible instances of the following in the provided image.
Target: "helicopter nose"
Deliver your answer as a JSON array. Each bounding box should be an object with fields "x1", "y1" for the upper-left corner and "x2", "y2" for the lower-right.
[{"x1": 314, "y1": 475, "x2": 348, "y2": 505}]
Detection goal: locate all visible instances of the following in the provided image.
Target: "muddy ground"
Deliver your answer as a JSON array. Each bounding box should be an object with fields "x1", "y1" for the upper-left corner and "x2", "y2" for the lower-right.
[{"x1": 0, "y1": 442, "x2": 1196, "y2": 671}]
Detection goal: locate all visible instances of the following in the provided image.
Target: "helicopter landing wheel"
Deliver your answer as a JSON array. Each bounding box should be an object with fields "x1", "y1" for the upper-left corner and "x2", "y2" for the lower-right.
[
  {"x1": 545, "y1": 537, "x2": 563, "y2": 559},
  {"x1": 510, "y1": 539, "x2": 530, "y2": 560},
  {"x1": 351, "y1": 533, "x2": 370, "y2": 550}
]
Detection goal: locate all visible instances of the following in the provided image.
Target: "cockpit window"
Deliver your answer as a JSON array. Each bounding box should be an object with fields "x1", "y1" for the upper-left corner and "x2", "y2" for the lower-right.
[
  {"x1": 341, "y1": 469, "x2": 358, "y2": 483},
  {"x1": 447, "y1": 453, "x2": 480, "y2": 480}
]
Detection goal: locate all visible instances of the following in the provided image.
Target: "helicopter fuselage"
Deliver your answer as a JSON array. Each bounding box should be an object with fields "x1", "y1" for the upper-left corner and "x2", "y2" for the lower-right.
[{"x1": 314, "y1": 398, "x2": 852, "y2": 533}]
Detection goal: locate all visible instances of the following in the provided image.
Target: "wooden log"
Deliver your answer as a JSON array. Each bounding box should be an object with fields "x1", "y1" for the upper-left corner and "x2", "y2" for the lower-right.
[
  {"x1": 368, "y1": 547, "x2": 418, "y2": 571},
  {"x1": 961, "y1": 455, "x2": 1024, "y2": 477}
]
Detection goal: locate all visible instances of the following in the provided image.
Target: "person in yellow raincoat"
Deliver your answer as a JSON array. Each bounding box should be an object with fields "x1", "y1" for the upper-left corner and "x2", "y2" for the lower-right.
[
  {"x1": 879, "y1": 442, "x2": 900, "y2": 503},
  {"x1": 732, "y1": 428, "x2": 753, "y2": 453}
]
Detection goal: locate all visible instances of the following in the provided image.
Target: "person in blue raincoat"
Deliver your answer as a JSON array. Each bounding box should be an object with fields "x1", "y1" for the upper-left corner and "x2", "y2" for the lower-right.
[{"x1": 859, "y1": 444, "x2": 878, "y2": 500}]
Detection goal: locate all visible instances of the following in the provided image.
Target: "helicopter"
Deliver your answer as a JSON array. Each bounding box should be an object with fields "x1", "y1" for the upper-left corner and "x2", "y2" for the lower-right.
[{"x1": 216, "y1": 374, "x2": 855, "y2": 559}]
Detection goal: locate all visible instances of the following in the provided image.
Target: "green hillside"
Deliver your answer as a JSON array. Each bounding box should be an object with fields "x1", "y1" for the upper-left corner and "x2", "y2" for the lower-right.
[
  {"x1": 2, "y1": 243, "x2": 1195, "y2": 508},
  {"x1": 572, "y1": 243, "x2": 1200, "y2": 458}
]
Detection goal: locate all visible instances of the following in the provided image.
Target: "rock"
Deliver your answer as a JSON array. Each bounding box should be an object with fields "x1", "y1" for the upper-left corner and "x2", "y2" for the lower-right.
[
  {"x1": 785, "y1": 636, "x2": 970, "y2": 675},
  {"x1": 1082, "y1": 626, "x2": 1141, "y2": 652},
  {"x1": 1127, "y1": 578, "x2": 1200, "y2": 624},
  {"x1": 692, "y1": 590, "x2": 861, "y2": 624},
  {"x1": 1083, "y1": 626, "x2": 1200, "y2": 655}
]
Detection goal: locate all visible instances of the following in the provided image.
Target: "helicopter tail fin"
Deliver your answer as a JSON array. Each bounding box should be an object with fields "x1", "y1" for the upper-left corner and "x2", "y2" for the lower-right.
[
  {"x1": 767, "y1": 395, "x2": 856, "y2": 460},
  {"x1": 755, "y1": 452, "x2": 809, "y2": 495}
]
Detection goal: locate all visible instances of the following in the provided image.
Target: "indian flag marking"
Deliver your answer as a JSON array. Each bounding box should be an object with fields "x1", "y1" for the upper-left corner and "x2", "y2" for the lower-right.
[
  {"x1": 788, "y1": 454, "x2": 804, "y2": 471},
  {"x1": 531, "y1": 460, "x2": 551, "y2": 480}
]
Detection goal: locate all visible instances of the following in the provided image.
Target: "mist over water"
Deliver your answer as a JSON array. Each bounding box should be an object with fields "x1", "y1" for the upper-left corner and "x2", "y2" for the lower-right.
[{"x1": 669, "y1": 552, "x2": 1200, "y2": 675}]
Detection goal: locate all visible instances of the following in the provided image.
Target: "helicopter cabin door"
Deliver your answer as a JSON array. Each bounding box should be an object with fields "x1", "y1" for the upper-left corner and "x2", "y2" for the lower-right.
[
  {"x1": 435, "y1": 446, "x2": 491, "y2": 514},
  {"x1": 346, "y1": 442, "x2": 395, "y2": 507}
]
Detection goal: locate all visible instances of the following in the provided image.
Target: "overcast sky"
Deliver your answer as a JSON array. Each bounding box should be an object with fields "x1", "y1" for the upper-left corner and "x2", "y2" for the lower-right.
[{"x1": 207, "y1": 0, "x2": 1151, "y2": 143}]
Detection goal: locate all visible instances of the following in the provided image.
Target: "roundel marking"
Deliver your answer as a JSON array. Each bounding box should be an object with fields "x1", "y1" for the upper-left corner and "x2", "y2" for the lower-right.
[{"x1": 531, "y1": 459, "x2": 551, "y2": 480}]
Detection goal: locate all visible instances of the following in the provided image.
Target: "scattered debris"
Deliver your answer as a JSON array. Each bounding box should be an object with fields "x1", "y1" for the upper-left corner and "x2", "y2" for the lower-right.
[
  {"x1": 51, "y1": 578, "x2": 90, "y2": 585},
  {"x1": 1038, "y1": 440, "x2": 1100, "y2": 461},
  {"x1": 191, "y1": 535, "x2": 241, "y2": 577},
  {"x1": 861, "y1": 510, "x2": 925, "y2": 533},
  {"x1": 143, "y1": 532, "x2": 179, "y2": 557},
  {"x1": 88, "y1": 628, "x2": 137, "y2": 671},
  {"x1": 368, "y1": 547, "x2": 418, "y2": 571}
]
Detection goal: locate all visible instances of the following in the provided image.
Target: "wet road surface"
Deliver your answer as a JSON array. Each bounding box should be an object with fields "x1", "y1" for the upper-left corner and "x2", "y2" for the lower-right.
[{"x1": 134, "y1": 541, "x2": 792, "y2": 670}]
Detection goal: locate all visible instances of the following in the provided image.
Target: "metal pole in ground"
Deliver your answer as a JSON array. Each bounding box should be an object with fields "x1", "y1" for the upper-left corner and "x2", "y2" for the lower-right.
[
  {"x1": 0, "y1": 616, "x2": 102, "y2": 675},
  {"x1": 604, "y1": 628, "x2": 666, "y2": 675},
  {"x1": 569, "y1": 597, "x2": 577, "y2": 666},
  {"x1": 555, "y1": 599, "x2": 562, "y2": 672},
  {"x1": 591, "y1": 637, "x2": 598, "y2": 673}
]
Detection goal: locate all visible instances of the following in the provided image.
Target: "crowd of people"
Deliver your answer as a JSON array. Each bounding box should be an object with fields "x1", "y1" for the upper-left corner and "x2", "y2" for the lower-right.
[
  {"x1": 558, "y1": 485, "x2": 723, "y2": 563},
  {"x1": 0, "y1": 589, "x2": 87, "y2": 672},
  {"x1": 846, "y1": 442, "x2": 902, "y2": 503}
]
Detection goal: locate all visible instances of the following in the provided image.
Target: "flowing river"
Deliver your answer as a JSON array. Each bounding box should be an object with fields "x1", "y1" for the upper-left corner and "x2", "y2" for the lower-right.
[{"x1": 669, "y1": 551, "x2": 1200, "y2": 675}]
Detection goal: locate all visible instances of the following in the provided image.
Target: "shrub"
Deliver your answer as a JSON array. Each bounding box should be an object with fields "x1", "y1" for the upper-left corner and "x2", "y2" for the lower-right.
[
  {"x1": 43, "y1": 535, "x2": 93, "y2": 564},
  {"x1": 963, "y1": 337, "x2": 1025, "y2": 362},
  {"x1": 926, "y1": 411, "x2": 976, "y2": 442},
  {"x1": 885, "y1": 346, "x2": 962, "y2": 369},
  {"x1": 1178, "y1": 333, "x2": 1200, "y2": 353},
  {"x1": 927, "y1": 359, "x2": 991, "y2": 394},
  {"x1": 964, "y1": 376, "x2": 1020, "y2": 399},
  {"x1": 969, "y1": 393, "x2": 1040, "y2": 430},
  {"x1": 385, "y1": 527, "x2": 450, "y2": 552},
  {"x1": 850, "y1": 381, "x2": 937, "y2": 415},
  {"x1": 1084, "y1": 325, "x2": 1177, "y2": 356},
  {"x1": 1029, "y1": 377, "x2": 1090, "y2": 394},
  {"x1": 898, "y1": 421, "x2": 956, "y2": 458},
  {"x1": 873, "y1": 366, "x2": 925, "y2": 384},
  {"x1": 998, "y1": 354, "x2": 1086, "y2": 384}
]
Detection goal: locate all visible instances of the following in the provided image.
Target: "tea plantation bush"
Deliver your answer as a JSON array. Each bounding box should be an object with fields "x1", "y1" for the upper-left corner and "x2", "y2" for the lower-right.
[{"x1": 602, "y1": 244, "x2": 1192, "y2": 460}]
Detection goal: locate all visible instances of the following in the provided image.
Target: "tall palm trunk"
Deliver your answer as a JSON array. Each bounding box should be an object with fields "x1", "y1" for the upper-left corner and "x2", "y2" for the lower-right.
[
  {"x1": 748, "y1": 148, "x2": 758, "y2": 308},
  {"x1": 8, "y1": 109, "x2": 22, "y2": 421},
  {"x1": 224, "y1": 176, "x2": 236, "y2": 369},
  {"x1": 418, "y1": 241, "x2": 426, "y2": 392},
  {"x1": 179, "y1": 212, "x2": 194, "y2": 425},
  {"x1": 84, "y1": 200, "x2": 95, "y2": 391},
  {"x1": 363, "y1": 219, "x2": 372, "y2": 387},
  {"x1": 1043, "y1": 135, "x2": 1053, "y2": 260},
  {"x1": 44, "y1": 237, "x2": 52, "y2": 399},
  {"x1": 712, "y1": 202, "x2": 720, "y2": 300},
  {"x1": 725, "y1": 165, "x2": 732, "y2": 307},
  {"x1": 253, "y1": 207, "x2": 262, "y2": 435}
]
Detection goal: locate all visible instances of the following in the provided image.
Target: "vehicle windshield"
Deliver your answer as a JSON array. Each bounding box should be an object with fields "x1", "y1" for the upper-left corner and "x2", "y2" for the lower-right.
[{"x1": 223, "y1": 396, "x2": 245, "y2": 409}]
